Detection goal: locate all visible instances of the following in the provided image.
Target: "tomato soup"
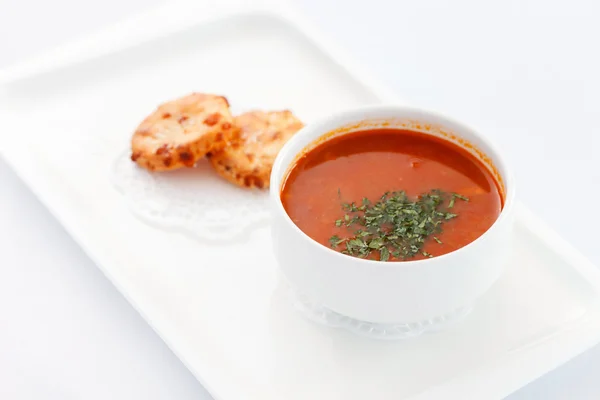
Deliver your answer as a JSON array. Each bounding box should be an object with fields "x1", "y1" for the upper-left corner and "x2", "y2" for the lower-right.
[{"x1": 281, "y1": 129, "x2": 503, "y2": 261}]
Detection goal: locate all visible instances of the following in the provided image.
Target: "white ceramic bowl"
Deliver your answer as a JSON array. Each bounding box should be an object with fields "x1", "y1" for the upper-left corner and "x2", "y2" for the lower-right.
[{"x1": 270, "y1": 106, "x2": 515, "y2": 324}]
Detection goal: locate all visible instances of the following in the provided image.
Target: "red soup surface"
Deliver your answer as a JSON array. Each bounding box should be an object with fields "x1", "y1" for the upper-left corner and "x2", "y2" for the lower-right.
[{"x1": 281, "y1": 129, "x2": 503, "y2": 261}]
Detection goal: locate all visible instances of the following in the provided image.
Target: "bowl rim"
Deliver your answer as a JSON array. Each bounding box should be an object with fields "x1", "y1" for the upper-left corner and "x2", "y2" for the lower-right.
[{"x1": 269, "y1": 104, "x2": 516, "y2": 268}]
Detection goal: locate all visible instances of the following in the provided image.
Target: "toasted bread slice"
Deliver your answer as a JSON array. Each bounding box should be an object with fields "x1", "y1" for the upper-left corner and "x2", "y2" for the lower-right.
[
  {"x1": 209, "y1": 110, "x2": 304, "y2": 189},
  {"x1": 131, "y1": 93, "x2": 236, "y2": 171}
]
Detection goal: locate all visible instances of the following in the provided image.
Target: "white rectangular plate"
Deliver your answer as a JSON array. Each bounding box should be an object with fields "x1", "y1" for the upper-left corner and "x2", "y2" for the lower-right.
[{"x1": 2, "y1": 1, "x2": 600, "y2": 399}]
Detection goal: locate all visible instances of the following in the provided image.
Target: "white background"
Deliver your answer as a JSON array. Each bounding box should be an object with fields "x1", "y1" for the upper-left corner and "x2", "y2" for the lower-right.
[{"x1": 1, "y1": 0, "x2": 600, "y2": 398}]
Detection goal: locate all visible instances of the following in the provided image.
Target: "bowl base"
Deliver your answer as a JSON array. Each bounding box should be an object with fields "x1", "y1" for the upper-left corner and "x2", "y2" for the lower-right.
[{"x1": 288, "y1": 286, "x2": 473, "y2": 340}]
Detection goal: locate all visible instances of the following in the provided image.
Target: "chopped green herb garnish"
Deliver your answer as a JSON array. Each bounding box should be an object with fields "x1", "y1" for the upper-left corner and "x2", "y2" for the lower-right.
[
  {"x1": 329, "y1": 190, "x2": 468, "y2": 261},
  {"x1": 453, "y1": 193, "x2": 469, "y2": 201},
  {"x1": 448, "y1": 197, "x2": 455, "y2": 209},
  {"x1": 448, "y1": 192, "x2": 469, "y2": 209},
  {"x1": 328, "y1": 235, "x2": 345, "y2": 248},
  {"x1": 329, "y1": 235, "x2": 340, "y2": 247},
  {"x1": 380, "y1": 247, "x2": 390, "y2": 262}
]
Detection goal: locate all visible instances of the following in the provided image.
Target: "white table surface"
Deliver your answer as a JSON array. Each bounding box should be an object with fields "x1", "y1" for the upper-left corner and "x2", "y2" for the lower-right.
[{"x1": 1, "y1": 0, "x2": 600, "y2": 398}]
